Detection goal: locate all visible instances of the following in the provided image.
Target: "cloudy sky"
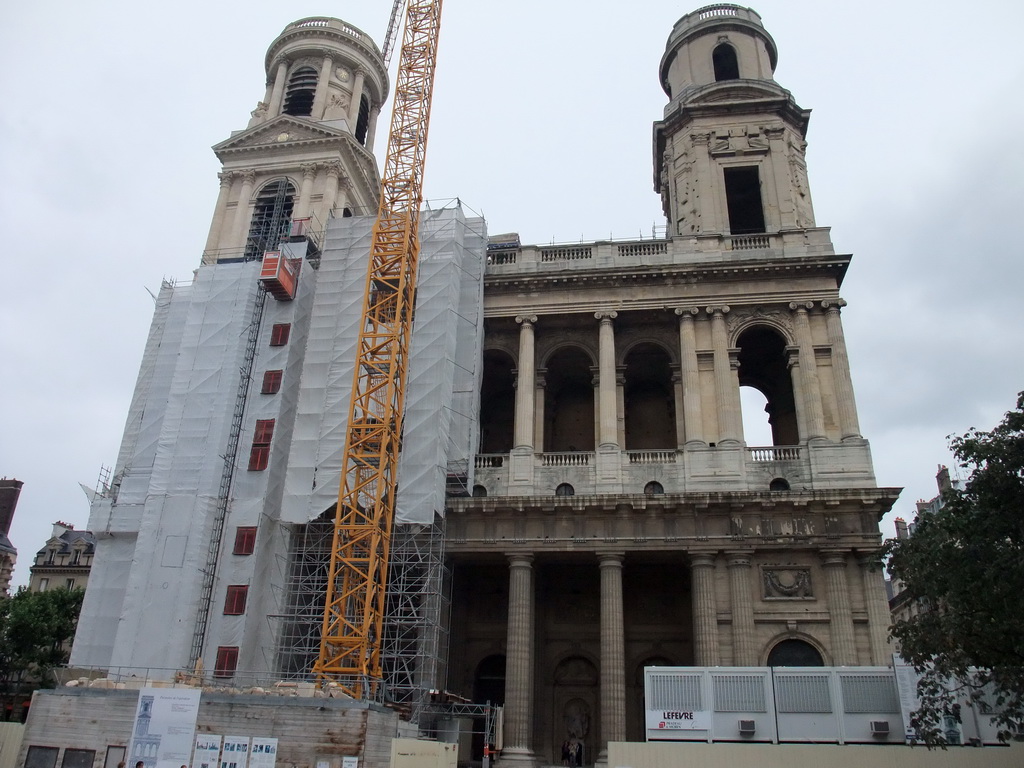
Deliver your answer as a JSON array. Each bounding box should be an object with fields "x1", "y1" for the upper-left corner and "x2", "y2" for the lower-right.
[{"x1": 1, "y1": 0, "x2": 1022, "y2": 588}]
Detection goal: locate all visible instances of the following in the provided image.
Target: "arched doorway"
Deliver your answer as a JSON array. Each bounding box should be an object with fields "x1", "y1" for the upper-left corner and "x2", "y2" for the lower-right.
[
  {"x1": 767, "y1": 638, "x2": 825, "y2": 666},
  {"x1": 736, "y1": 326, "x2": 798, "y2": 445},
  {"x1": 623, "y1": 344, "x2": 675, "y2": 450},
  {"x1": 472, "y1": 655, "x2": 506, "y2": 760},
  {"x1": 544, "y1": 347, "x2": 595, "y2": 452},
  {"x1": 552, "y1": 656, "x2": 598, "y2": 766}
]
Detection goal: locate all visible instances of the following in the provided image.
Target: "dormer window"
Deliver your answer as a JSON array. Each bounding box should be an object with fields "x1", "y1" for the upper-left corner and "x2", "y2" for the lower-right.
[
  {"x1": 46, "y1": 549, "x2": 56, "y2": 564},
  {"x1": 283, "y1": 66, "x2": 318, "y2": 116},
  {"x1": 713, "y1": 43, "x2": 740, "y2": 81},
  {"x1": 71, "y1": 549, "x2": 81, "y2": 565}
]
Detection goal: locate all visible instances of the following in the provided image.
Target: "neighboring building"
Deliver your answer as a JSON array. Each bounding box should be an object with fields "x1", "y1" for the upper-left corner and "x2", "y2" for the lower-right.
[
  {"x1": 0, "y1": 478, "x2": 22, "y2": 594},
  {"x1": 71, "y1": 6, "x2": 900, "y2": 767},
  {"x1": 28, "y1": 521, "x2": 96, "y2": 593}
]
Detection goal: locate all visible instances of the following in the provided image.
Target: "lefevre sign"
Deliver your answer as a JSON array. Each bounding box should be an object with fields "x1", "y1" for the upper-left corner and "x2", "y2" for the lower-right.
[{"x1": 645, "y1": 708, "x2": 712, "y2": 731}]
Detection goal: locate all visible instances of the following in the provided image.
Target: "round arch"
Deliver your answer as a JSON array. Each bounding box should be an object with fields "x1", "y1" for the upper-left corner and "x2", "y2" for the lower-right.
[
  {"x1": 735, "y1": 323, "x2": 798, "y2": 446},
  {"x1": 479, "y1": 348, "x2": 517, "y2": 453},
  {"x1": 617, "y1": 337, "x2": 676, "y2": 368},
  {"x1": 762, "y1": 633, "x2": 830, "y2": 667}
]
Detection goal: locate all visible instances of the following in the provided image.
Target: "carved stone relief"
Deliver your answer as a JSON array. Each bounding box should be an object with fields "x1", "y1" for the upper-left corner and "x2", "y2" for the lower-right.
[
  {"x1": 762, "y1": 567, "x2": 813, "y2": 599},
  {"x1": 726, "y1": 306, "x2": 793, "y2": 340}
]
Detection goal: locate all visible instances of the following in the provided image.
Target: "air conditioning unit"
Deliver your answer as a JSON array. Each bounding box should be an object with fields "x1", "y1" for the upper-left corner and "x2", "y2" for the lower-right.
[
  {"x1": 870, "y1": 720, "x2": 890, "y2": 737},
  {"x1": 738, "y1": 719, "x2": 756, "y2": 736}
]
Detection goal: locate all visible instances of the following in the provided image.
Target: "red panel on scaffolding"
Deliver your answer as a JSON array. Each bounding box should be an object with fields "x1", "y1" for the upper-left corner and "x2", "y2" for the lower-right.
[{"x1": 259, "y1": 252, "x2": 300, "y2": 301}]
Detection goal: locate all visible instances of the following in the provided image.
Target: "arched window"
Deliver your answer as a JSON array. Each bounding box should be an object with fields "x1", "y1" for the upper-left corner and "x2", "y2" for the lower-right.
[
  {"x1": 767, "y1": 638, "x2": 824, "y2": 667},
  {"x1": 713, "y1": 43, "x2": 740, "y2": 81},
  {"x1": 644, "y1": 481, "x2": 664, "y2": 496},
  {"x1": 544, "y1": 347, "x2": 595, "y2": 453},
  {"x1": 245, "y1": 179, "x2": 296, "y2": 260},
  {"x1": 769, "y1": 478, "x2": 790, "y2": 492},
  {"x1": 283, "y1": 66, "x2": 318, "y2": 116},
  {"x1": 737, "y1": 326, "x2": 798, "y2": 446},
  {"x1": 555, "y1": 483, "x2": 575, "y2": 497},
  {"x1": 472, "y1": 484, "x2": 487, "y2": 498},
  {"x1": 623, "y1": 344, "x2": 675, "y2": 450},
  {"x1": 355, "y1": 93, "x2": 370, "y2": 145}
]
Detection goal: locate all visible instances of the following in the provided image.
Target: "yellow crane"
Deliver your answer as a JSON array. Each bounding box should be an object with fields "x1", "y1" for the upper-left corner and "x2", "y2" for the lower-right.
[{"x1": 313, "y1": 0, "x2": 444, "y2": 698}]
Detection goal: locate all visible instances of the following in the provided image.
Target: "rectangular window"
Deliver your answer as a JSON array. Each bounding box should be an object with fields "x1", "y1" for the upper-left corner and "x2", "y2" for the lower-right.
[
  {"x1": 214, "y1": 646, "x2": 239, "y2": 678},
  {"x1": 269, "y1": 323, "x2": 291, "y2": 346},
  {"x1": 103, "y1": 747, "x2": 126, "y2": 768},
  {"x1": 65, "y1": 578, "x2": 75, "y2": 589},
  {"x1": 38, "y1": 577, "x2": 48, "y2": 591},
  {"x1": 71, "y1": 550, "x2": 81, "y2": 565},
  {"x1": 723, "y1": 166, "x2": 766, "y2": 234},
  {"x1": 247, "y1": 419, "x2": 275, "y2": 471},
  {"x1": 261, "y1": 369, "x2": 283, "y2": 394},
  {"x1": 233, "y1": 526, "x2": 258, "y2": 555},
  {"x1": 61, "y1": 750, "x2": 96, "y2": 768},
  {"x1": 25, "y1": 747, "x2": 59, "y2": 768},
  {"x1": 223, "y1": 585, "x2": 249, "y2": 615}
]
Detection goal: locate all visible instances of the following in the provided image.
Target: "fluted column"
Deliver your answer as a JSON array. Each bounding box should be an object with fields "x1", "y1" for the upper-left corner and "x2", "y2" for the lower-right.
[
  {"x1": 498, "y1": 554, "x2": 537, "y2": 768},
  {"x1": 268, "y1": 59, "x2": 289, "y2": 116},
  {"x1": 859, "y1": 554, "x2": 891, "y2": 664},
  {"x1": 514, "y1": 316, "x2": 538, "y2": 451},
  {"x1": 348, "y1": 68, "x2": 366, "y2": 128},
  {"x1": 790, "y1": 302, "x2": 826, "y2": 441},
  {"x1": 595, "y1": 312, "x2": 618, "y2": 449},
  {"x1": 533, "y1": 370, "x2": 546, "y2": 453},
  {"x1": 366, "y1": 104, "x2": 381, "y2": 151},
  {"x1": 690, "y1": 553, "x2": 719, "y2": 665},
  {"x1": 230, "y1": 170, "x2": 257, "y2": 251},
  {"x1": 708, "y1": 306, "x2": 740, "y2": 445},
  {"x1": 311, "y1": 51, "x2": 334, "y2": 119},
  {"x1": 598, "y1": 554, "x2": 626, "y2": 764},
  {"x1": 318, "y1": 162, "x2": 343, "y2": 221},
  {"x1": 822, "y1": 300, "x2": 862, "y2": 440},
  {"x1": 727, "y1": 551, "x2": 756, "y2": 665},
  {"x1": 294, "y1": 163, "x2": 317, "y2": 221},
  {"x1": 204, "y1": 171, "x2": 235, "y2": 256},
  {"x1": 822, "y1": 550, "x2": 857, "y2": 665},
  {"x1": 675, "y1": 308, "x2": 704, "y2": 446}
]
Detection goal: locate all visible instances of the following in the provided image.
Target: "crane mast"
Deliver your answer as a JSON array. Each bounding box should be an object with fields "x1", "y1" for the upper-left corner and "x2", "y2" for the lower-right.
[{"x1": 314, "y1": 0, "x2": 443, "y2": 697}]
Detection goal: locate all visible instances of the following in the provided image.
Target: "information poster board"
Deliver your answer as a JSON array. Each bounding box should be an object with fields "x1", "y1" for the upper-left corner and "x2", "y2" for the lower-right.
[
  {"x1": 221, "y1": 737, "x2": 250, "y2": 768},
  {"x1": 192, "y1": 735, "x2": 222, "y2": 768},
  {"x1": 128, "y1": 688, "x2": 202, "y2": 768},
  {"x1": 248, "y1": 739, "x2": 277, "y2": 768}
]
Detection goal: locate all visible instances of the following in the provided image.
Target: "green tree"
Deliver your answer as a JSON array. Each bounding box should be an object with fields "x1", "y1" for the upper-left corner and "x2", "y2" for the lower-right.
[
  {"x1": 884, "y1": 392, "x2": 1024, "y2": 745},
  {"x1": 0, "y1": 586, "x2": 85, "y2": 717}
]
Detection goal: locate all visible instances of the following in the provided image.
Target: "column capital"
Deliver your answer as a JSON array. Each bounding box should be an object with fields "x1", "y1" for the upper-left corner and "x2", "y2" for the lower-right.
[
  {"x1": 272, "y1": 56, "x2": 290, "y2": 71},
  {"x1": 788, "y1": 300, "x2": 815, "y2": 313},
  {"x1": 353, "y1": 66, "x2": 368, "y2": 78},
  {"x1": 820, "y1": 549, "x2": 850, "y2": 568},
  {"x1": 507, "y1": 553, "x2": 534, "y2": 568},
  {"x1": 598, "y1": 552, "x2": 624, "y2": 566},
  {"x1": 217, "y1": 171, "x2": 236, "y2": 187},
  {"x1": 689, "y1": 552, "x2": 718, "y2": 568},
  {"x1": 674, "y1": 306, "x2": 700, "y2": 320},
  {"x1": 515, "y1": 314, "x2": 538, "y2": 326},
  {"x1": 323, "y1": 160, "x2": 343, "y2": 178},
  {"x1": 705, "y1": 305, "x2": 731, "y2": 317},
  {"x1": 594, "y1": 310, "x2": 618, "y2": 322},
  {"x1": 240, "y1": 169, "x2": 257, "y2": 185},
  {"x1": 319, "y1": 48, "x2": 335, "y2": 60},
  {"x1": 821, "y1": 298, "x2": 847, "y2": 313},
  {"x1": 300, "y1": 163, "x2": 319, "y2": 179},
  {"x1": 726, "y1": 551, "x2": 753, "y2": 567}
]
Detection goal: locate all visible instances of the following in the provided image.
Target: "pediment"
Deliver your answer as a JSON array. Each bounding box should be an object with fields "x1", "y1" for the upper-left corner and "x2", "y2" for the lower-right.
[{"x1": 213, "y1": 116, "x2": 349, "y2": 154}]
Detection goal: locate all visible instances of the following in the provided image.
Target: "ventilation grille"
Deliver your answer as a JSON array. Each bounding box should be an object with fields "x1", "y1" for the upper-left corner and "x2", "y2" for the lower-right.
[
  {"x1": 776, "y1": 675, "x2": 832, "y2": 713},
  {"x1": 841, "y1": 674, "x2": 900, "y2": 714},
  {"x1": 648, "y1": 673, "x2": 702, "y2": 711},
  {"x1": 713, "y1": 674, "x2": 767, "y2": 712}
]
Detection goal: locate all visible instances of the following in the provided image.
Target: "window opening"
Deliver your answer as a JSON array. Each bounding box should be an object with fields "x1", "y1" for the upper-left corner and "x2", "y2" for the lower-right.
[
  {"x1": 283, "y1": 66, "x2": 317, "y2": 116},
  {"x1": 479, "y1": 350, "x2": 516, "y2": 453},
  {"x1": 262, "y1": 369, "x2": 283, "y2": 394},
  {"x1": 233, "y1": 526, "x2": 258, "y2": 555},
  {"x1": 543, "y1": 347, "x2": 595, "y2": 452},
  {"x1": 769, "y1": 478, "x2": 791, "y2": 492},
  {"x1": 269, "y1": 323, "x2": 291, "y2": 346},
  {"x1": 472, "y1": 485, "x2": 487, "y2": 498},
  {"x1": 61, "y1": 750, "x2": 96, "y2": 768},
  {"x1": 224, "y1": 585, "x2": 249, "y2": 615},
  {"x1": 248, "y1": 419, "x2": 275, "y2": 471},
  {"x1": 355, "y1": 93, "x2": 370, "y2": 145},
  {"x1": 767, "y1": 638, "x2": 824, "y2": 667},
  {"x1": 737, "y1": 326, "x2": 798, "y2": 445},
  {"x1": 644, "y1": 481, "x2": 665, "y2": 495},
  {"x1": 555, "y1": 483, "x2": 575, "y2": 497},
  {"x1": 214, "y1": 646, "x2": 239, "y2": 677},
  {"x1": 25, "y1": 747, "x2": 59, "y2": 768},
  {"x1": 740, "y1": 386, "x2": 774, "y2": 446},
  {"x1": 38, "y1": 578, "x2": 48, "y2": 591},
  {"x1": 623, "y1": 343, "x2": 675, "y2": 450},
  {"x1": 724, "y1": 166, "x2": 766, "y2": 234},
  {"x1": 65, "y1": 578, "x2": 75, "y2": 589},
  {"x1": 713, "y1": 43, "x2": 740, "y2": 81},
  {"x1": 245, "y1": 180, "x2": 295, "y2": 260},
  {"x1": 71, "y1": 549, "x2": 81, "y2": 565}
]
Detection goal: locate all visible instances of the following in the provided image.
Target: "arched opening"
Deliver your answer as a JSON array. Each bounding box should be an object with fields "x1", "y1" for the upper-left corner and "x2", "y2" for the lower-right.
[
  {"x1": 767, "y1": 638, "x2": 824, "y2": 667},
  {"x1": 473, "y1": 655, "x2": 506, "y2": 759},
  {"x1": 644, "y1": 481, "x2": 664, "y2": 496},
  {"x1": 769, "y1": 477, "x2": 790, "y2": 492},
  {"x1": 553, "y1": 656, "x2": 599, "y2": 767},
  {"x1": 472, "y1": 484, "x2": 487, "y2": 497},
  {"x1": 555, "y1": 483, "x2": 575, "y2": 497},
  {"x1": 283, "y1": 66, "x2": 318, "y2": 116},
  {"x1": 623, "y1": 343, "x2": 675, "y2": 450},
  {"x1": 740, "y1": 385, "x2": 773, "y2": 446},
  {"x1": 736, "y1": 326, "x2": 798, "y2": 445},
  {"x1": 245, "y1": 179, "x2": 296, "y2": 260},
  {"x1": 479, "y1": 349, "x2": 516, "y2": 454},
  {"x1": 544, "y1": 347, "x2": 595, "y2": 452},
  {"x1": 355, "y1": 94, "x2": 370, "y2": 145},
  {"x1": 713, "y1": 43, "x2": 740, "y2": 81}
]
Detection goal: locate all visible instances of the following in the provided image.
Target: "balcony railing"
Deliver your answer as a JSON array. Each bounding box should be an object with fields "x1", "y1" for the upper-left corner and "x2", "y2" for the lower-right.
[
  {"x1": 626, "y1": 450, "x2": 677, "y2": 464},
  {"x1": 541, "y1": 452, "x2": 593, "y2": 467},
  {"x1": 748, "y1": 446, "x2": 801, "y2": 462},
  {"x1": 474, "y1": 454, "x2": 506, "y2": 469}
]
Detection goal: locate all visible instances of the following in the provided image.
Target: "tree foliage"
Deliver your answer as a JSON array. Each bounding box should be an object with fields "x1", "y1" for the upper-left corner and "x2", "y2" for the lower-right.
[
  {"x1": 884, "y1": 392, "x2": 1024, "y2": 744},
  {"x1": 0, "y1": 586, "x2": 84, "y2": 713}
]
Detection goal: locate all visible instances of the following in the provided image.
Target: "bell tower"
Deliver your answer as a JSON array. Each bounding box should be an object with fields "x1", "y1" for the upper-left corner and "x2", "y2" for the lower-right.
[
  {"x1": 655, "y1": 5, "x2": 815, "y2": 238},
  {"x1": 201, "y1": 18, "x2": 389, "y2": 264}
]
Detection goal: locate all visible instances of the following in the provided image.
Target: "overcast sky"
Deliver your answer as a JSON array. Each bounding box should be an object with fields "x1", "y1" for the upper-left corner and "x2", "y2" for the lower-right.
[{"x1": 1, "y1": 0, "x2": 1022, "y2": 588}]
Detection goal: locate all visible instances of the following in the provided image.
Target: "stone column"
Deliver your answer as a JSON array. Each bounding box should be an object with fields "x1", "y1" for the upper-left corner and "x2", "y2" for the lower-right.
[
  {"x1": 311, "y1": 51, "x2": 334, "y2": 119},
  {"x1": 318, "y1": 162, "x2": 343, "y2": 222},
  {"x1": 821, "y1": 550, "x2": 857, "y2": 665},
  {"x1": 366, "y1": 104, "x2": 381, "y2": 152},
  {"x1": 231, "y1": 170, "x2": 257, "y2": 252},
  {"x1": 498, "y1": 554, "x2": 537, "y2": 768},
  {"x1": 533, "y1": 370, "x2": 546, "y2": 453},
  {"x1": 294, "y1": 163, "x2": 318, "y2": 221},
  {"x1": 348, "y1": 68, "x2": 366, "y2": 128},
  {"x1": 595, "y1": 312, "x2": 618, "y2": 449},
  {"x1": 675, "y1": 308, "x2": 704, "y2": 446},
  {"x1": 708, "y1": 306, "x2": 740, "y2": 445},
  {"x1": 203, "y1": 171, "x2": 235, "y2": 257},
  {"x1": 690, "y1": 553, "x2": 719, "y2": 665},
  {"x1": 514, "y1": 316, "x2": 538, "y2": 451},
  {"x1": 267, "y1": 59, "x2": 289, "y2": 116},
  {"x1": 822, "y1": 300, "x2": 862, "y2": 440},
  {"x1": 790, "y1": 302, "x2": 826, "y2": 441},
  {"x1": 598, "y1": 554, "x2": 626, "y2": 765},
  {"x1": 859, "y1": 554, "x2": 891, "y2": 665},
  {"x1": 727, "y1": 551, "x2": 756, "y2": 665}
]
